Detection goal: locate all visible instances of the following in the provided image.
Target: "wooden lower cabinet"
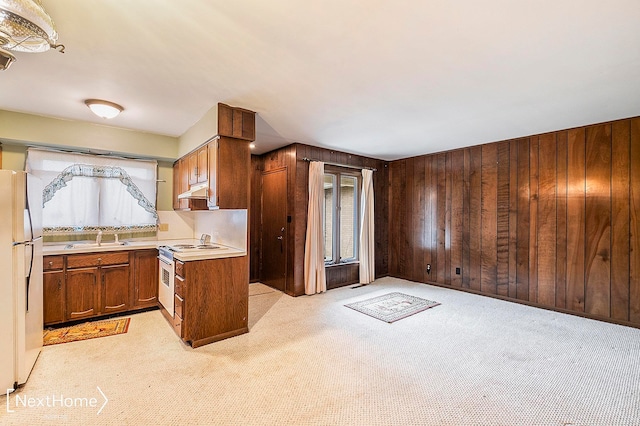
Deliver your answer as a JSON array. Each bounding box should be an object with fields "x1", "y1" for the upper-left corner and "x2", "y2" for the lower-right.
[
  {"x1": 173, "y1": 273, "x2": 185, "y2": 338},
  {"x1": 44, "y1": 249, "x2": 159, "y2": 326},
  {"x1": 66, "y1": 267, "x2": 99, "y2": 320},
  {"x1": 43, "y1": 270, "x2": 65, "y2": 325},
  {"x1": 101, "y1": 265, "x2": 130, "y2": 314},
  {"x1": 169, "y1": 256, "x2": 248, "y2": 348},
  {"x1": 133, "y1": 249, "x2": 158, "y2": 308}
]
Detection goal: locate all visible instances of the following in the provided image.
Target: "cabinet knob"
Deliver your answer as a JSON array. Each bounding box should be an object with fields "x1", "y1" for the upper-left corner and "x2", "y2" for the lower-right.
[
  {"x1": 97, "y1": 258, "x2": 102, "y2": 263},
  {"x1": 48, "y1": 261, "x2": 53, "y2": 267}
]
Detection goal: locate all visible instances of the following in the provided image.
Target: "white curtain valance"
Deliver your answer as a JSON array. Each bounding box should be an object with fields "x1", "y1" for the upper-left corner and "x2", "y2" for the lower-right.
[
  {"x1": 26, "y1": 148, "x2": 158, "y2": 235},
  {"x1": 42, "y1": 163, "x2": 157, "y2": 217}
]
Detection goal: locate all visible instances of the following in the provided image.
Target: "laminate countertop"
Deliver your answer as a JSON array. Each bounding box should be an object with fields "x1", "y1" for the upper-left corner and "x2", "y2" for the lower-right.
[{"x1": 43, "y1": 239, "x2": 246, "y2": 261}]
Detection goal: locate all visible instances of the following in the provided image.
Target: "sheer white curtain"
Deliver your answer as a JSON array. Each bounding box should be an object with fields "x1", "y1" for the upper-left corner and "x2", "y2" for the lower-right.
[
  {"x1": 359, "y1": 169, "x2": 375, "y2": 284},
  {"x1": 26, "y1": 148, "x2": 158, "y2": 235},
  {"x1": 304, "y1": 161, "x2": 327, "y2": 295}
]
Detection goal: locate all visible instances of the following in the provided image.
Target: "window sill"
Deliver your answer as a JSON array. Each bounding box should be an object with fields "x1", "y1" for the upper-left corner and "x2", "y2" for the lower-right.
[{"x1": 325, "y1": 261, "x2": 359, "y2": 268}]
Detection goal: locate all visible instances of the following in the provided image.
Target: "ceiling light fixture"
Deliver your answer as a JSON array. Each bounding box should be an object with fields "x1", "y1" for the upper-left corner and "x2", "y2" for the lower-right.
[
  {"x1": 0, "y1": 0, "x2": 65, "y2": 70},
  {"x1": 0, "y1": 46, "x2": 14, "y2": 69},
  {"x1": 249, "y1": 143, "x2": 256, "y2": 149},
  {"x1": 85, "y1": 99, "x2": 124, "y2": 119}
]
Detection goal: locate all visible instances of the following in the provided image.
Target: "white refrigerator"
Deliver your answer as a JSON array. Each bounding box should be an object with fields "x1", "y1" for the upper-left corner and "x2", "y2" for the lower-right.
[{"x1": 0, "y1": 170, "x2": 43, "y2": 392}]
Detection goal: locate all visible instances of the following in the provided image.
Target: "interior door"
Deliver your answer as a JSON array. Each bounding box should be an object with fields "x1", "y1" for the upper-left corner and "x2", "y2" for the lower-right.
[{"x1": 261, "y1": 168, "x2": 287, "y2": 292}]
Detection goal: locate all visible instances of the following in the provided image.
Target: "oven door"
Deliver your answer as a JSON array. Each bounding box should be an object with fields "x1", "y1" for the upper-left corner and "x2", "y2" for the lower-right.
[{"x1": 158, "y1": 256, "x2": 175, "y2": 317}]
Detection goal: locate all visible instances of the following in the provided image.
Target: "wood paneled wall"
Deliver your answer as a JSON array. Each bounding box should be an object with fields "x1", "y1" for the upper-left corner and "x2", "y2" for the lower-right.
[
  {"x1": 250, "y1": 143, "x2": 389, "y2": 295},
  {"x1": 389, "y1": 117, "x2": 640, "y2": 326},
  {"x1": 249, "y1": 155, "x2": 263, "y2": 282}
]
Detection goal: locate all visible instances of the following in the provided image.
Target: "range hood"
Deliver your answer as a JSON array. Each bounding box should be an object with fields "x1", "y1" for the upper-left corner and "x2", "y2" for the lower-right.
[{"x1": 178, "y1": 182, "x2": 208, "y2": 199}]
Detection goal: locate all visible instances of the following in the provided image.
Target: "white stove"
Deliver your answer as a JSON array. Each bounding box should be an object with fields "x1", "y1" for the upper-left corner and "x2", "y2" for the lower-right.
[
  {"x1": 157, "y1": 241, "x2": 230, "y2": 317},
  {"x1": 166, "y1": 243, "x2": 222, "y2": 252}
]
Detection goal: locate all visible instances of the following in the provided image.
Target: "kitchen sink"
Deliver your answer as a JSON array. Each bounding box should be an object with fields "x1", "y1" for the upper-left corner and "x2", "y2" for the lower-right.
[{"x1": 65, "y1": 241, "x2": 129, "y2": 249}]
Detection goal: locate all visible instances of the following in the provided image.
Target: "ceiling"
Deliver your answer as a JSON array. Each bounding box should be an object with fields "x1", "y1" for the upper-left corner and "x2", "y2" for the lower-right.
[{"x1": 1, "y1": 1, "x2": 639, "y2": 161}]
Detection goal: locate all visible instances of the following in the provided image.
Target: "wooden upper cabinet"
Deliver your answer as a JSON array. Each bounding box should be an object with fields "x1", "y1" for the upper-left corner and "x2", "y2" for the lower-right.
[
  {"x1": 197, "y1": 146, "x2": 208, "y2": 183},
  {"x1": 215, "y1": 136, "x2": 250, "y2": 209},
  {"x1": 187, "y1": 147, "x2": 208, "y2": 186},
  {"x1": 179, "y1": 158, "x2": 190, "y2": 210},
  {"x1": 172, "y1": 161, "x2": 180, "y2": 210},
  {"x1": 173, "y1": 103, "x2": 253, "y2": 211},
  {"x1": 173, "y1": 157, "x2": 192, "y2": 210},
  {"x1": 206, "y1": 135, "x2": 250, "y2": 209},
  {"x1": 188, "y1": 151, "x2": 198, "y2": 185},
  {"x1": 218, "y1": 103, "x2": 255, "y2": 141},
  {"x1": 207, "y1": 138, "x2": 218, "y2": 207}
]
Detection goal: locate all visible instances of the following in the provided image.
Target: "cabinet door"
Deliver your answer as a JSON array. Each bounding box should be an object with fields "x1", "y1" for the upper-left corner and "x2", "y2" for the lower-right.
[
  {"x1": 101, "y1": 265, "x2": 130, "y2": 314},
  {"x1": 232, "y1": 110, "x2": 256, "y2": 140},
  {"x1": 188, "y1": 152, "x2": 198, "y2": 185},
  {"x1": 172, "y1": 160, "x2": 180, "y2": 210},
  {"x1": 66, "y1": 268, "x2": 99, "y2": 320},
  {"x1": 217, "y1": 103, "x2": 255, "y2": 141},
  {"x1": 217, "y1": 103, "x2": 234, "y2": 137},
  {"x1": 239, "y1": 110, "x2": 255, "y2": 141},
  {"x1": 43, "y1": 271, "x2": 65, "y2": 325},
  {"x1": 197, "y1": 146, "x2": 208, "y2": 183},
  {"x1": 179, "y1": 158, "x2": 190, "y2": 209},
  {"x1": 134, "y1": 250, "x2": 158, "y2": 307},
  {"x1": 207, "y1": 139, "x2": 218, "y2": 207},
  {"x1": 217, "y1": 137, "x2": 250, "y2": 209}
]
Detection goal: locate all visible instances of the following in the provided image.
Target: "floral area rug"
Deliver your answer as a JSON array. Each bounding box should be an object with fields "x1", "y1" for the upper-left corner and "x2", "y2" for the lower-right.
[
  {"x1": 345, "y1": 292, "x2": 440, "y2": 323},
  {"x1": 43, "y1": 318, "x2": 131, "y2": 346}
]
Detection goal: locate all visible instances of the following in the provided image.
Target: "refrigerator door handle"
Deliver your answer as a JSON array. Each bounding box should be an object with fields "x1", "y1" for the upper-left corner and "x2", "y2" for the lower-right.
[
  {"x1": 25, "y1": 179, "x2": 34, "y2": 242},
  {"x1": 14, "y1": 237, "x2": 41, "y2": 312},
  {"x1": 25, "y1": 243, "x2": 34, "y2": 312}
]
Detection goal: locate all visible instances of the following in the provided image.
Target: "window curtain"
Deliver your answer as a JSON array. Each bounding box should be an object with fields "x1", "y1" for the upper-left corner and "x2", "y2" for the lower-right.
[
  {"x1": 25, "y1": 148, "x2": 158, "y2": 236},
  {"x1": 304, "y1": 161, "x2": 327, "y2": 295},
  {"x1": 359, "y1": 169, "x2": 375, "y2": 284}
]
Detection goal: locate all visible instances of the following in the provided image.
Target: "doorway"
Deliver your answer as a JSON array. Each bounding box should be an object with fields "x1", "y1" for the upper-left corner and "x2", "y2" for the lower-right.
[{"x1": 261, "y1": 168, "x2": 288, "y2": 292}]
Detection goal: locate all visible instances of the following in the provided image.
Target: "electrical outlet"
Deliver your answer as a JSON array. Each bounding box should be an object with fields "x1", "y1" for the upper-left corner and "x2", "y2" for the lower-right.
[
  {"x1": 426, "y1": 264, "x2": 431, "y2": 275},
  {"x1": 159, "y1": 223, "x2": 169, "y2": 232},
  {"x1": 456, "y1": 267, "x2": 461, "y2": 275}
]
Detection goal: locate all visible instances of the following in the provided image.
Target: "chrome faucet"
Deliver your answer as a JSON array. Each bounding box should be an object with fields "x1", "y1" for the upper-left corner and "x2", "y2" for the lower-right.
[{"x1": 96, "y1": 230, "x2": 103, "y2": 246}]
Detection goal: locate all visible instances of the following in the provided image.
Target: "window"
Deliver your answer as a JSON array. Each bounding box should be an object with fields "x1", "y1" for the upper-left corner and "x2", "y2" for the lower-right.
[
  {"x1": 26, "y1": 148, "x2": 158, "y2": 239},
  {"x1": 323, "y1": 167, "x2": 360, "y2": 264}
]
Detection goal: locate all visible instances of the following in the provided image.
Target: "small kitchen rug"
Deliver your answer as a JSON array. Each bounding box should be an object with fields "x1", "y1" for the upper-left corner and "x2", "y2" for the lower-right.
[
  {"x1": 43, "y1": 318, "x2": 131, "y2": 346},
  {"x1": 345, "y1": 292, "x2": 440, "y2": 323}
]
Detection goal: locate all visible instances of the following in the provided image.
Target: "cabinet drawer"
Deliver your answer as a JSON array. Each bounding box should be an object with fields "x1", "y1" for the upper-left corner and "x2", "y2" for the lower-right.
[
  {"x1": 173, "y1": 313, "x2": 183, "y2": 338},
  {"x1": 44, "y1": 256, "x2": 64, "y2": 271},
  {"x1": 67, "y1": 251, "x2": 130, "y2": 269},
  {"x1": 175, "y1": 260, "x2": 185, "y2": 278},
  {"x1": 174, "y1": 294, "x2": 184, "y2": 320},
  {"x1": 174, "y1": 275, "x2": 185, "y2": 298}
]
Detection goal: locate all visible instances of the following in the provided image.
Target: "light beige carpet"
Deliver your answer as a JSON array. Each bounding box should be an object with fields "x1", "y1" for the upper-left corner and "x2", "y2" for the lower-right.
[
  {"x1": 249, "y1": 282, "x2": 277, "y2": 297},
  {"x1": 2, "y1": 277, "x2": 639, "y2": 425}
]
